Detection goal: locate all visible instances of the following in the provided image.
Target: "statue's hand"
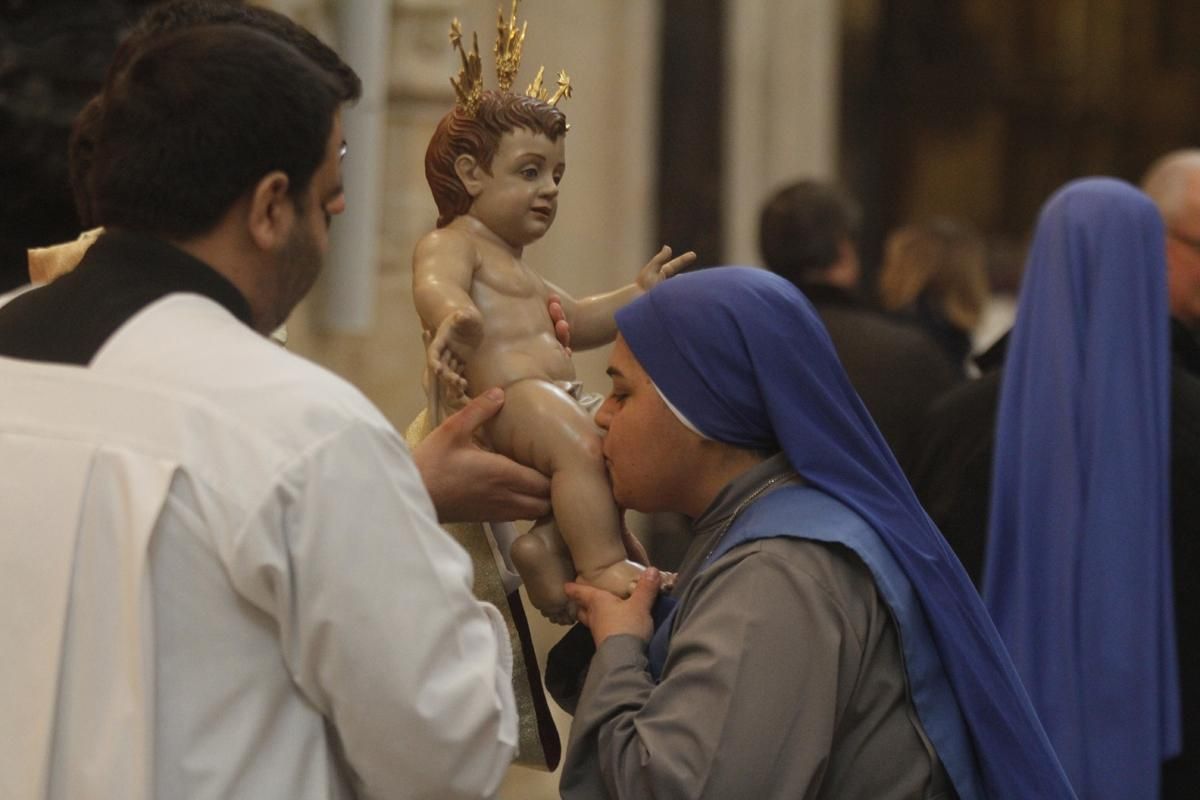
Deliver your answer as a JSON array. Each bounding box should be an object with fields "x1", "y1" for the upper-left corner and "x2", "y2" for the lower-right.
[
  {"x1": 636, "y1": 244, "x2": 698, "y2": 290},
  {"x1": 428, "y1": 309, "x2": 483, "y2": 403}
]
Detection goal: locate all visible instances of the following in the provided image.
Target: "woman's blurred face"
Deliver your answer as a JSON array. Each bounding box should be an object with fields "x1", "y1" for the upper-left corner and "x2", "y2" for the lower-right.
[{"x1": 594, "y1": 335, "x2": 705, "y2": 515}]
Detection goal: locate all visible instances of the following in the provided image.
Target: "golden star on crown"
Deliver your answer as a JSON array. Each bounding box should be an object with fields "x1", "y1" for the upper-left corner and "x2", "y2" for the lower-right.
[
  {"x1": 447, "y1": 0, "x2": 574, "y2": 118},
  {"x1": 449, "y1": 19, "x2": 483, "y2": 116},
  {"x1": 495, "y1": 0, "x2": 526, "y2": 93}
]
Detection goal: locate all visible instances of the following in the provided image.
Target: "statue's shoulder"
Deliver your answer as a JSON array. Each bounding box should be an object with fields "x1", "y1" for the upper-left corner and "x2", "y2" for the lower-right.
[
  {"x1": 416, "y1": 224, "x2": 475, "y2": 251},
  {"x1": 413, "y1": 224, "x2": 480, "y2": 271}
]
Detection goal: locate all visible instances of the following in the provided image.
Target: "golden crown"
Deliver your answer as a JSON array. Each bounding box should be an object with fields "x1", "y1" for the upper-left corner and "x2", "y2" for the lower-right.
[{"x1": 449, "y1": 0, "x2": 572, "y2": 117}]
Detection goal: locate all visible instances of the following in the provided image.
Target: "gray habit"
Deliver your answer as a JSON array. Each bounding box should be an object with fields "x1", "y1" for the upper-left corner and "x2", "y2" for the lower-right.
[{"x1": 560, "y1": 455, "x2": 955, "y2": 799}]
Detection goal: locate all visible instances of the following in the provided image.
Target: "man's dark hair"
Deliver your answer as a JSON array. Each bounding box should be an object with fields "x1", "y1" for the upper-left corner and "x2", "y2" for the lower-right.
[
  {"x1": 87, "y1": 24, "x2": 343, "y2": 240},
  {"x1": 70, "y1": 0, "x2": 360, "y2": 227},
  {"x1": 118, "y1": 0, "x2": 360, "y2": 102},
  {"x1": 758, "y1": 180, "x2": 862, "y2": 283}
]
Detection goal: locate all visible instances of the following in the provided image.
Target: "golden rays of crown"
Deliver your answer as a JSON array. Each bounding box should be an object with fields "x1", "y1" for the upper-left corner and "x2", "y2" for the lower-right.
[
  {"x1": 448, "y1": 0, "x2": 572, "y2": 118},
  {"x1": 494, "y1": 1, "x2": 526, "y2": 92},
  {"x1": 449, "y1": 20, "x2": 483, "y2": 115}
]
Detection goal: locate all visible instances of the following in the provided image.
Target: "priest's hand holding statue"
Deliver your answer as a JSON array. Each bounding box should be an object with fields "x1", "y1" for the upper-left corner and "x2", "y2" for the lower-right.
[{"x1": 413, "y1": 4, "x2": 694, "y2": 623}]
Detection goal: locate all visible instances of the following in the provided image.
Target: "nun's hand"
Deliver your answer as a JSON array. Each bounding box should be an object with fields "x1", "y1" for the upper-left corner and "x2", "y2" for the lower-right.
[
  {"x1": 565, "y1": 567, "x2": 662, "y2": 648},
  {"x1": 636, "y1": 245, "x2": 697, "y2": 290}
]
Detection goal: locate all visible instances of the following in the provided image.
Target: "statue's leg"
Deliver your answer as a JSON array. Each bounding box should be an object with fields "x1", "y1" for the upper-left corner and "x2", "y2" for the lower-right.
[
  {"x1": 487, "y1": 380, "x2": 643, "y2": 602},
  {"x1": 511, "y1": 517, "x2": 577, "y2": 624}
]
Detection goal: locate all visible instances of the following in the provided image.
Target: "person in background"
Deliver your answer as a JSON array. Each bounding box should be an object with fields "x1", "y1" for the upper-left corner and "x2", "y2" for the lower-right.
[
  {"x1": 984, "y1": 177, "x2": 1189, "y2": 798},
  {"x1": 908, "y1": 176, "x2": 1199, "y2": 797},
  {"x1": 878, "y1": 217, "x2": 989, "y2": 377},
  {"x1": 759, "y1": 179, "x2": 956, "y2": 464},
  {"x1": 1143, "y1": 150, "x2": 1200, "y2": 341}
]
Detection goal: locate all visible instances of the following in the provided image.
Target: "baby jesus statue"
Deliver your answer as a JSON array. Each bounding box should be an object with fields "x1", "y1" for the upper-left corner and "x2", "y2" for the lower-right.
[{"x1": 413, "y1": 8, "x2": 694, "y2": 622}]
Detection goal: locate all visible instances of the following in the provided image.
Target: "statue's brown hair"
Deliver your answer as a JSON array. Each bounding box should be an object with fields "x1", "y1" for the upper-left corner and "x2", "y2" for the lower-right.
[{"x1": 425, "y1": 90, "x2": 568, "y2": 228}]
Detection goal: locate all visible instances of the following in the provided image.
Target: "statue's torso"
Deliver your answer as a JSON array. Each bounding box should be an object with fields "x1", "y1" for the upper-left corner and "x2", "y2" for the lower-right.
[{"x1": 464, "y1": 235, "x2": 576, "y2": 391}]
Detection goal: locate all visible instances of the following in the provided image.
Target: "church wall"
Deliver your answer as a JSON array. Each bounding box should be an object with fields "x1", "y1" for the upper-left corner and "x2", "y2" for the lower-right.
[{"x1": 842, "y1": 0, "x2": 1200, "y2": 290}]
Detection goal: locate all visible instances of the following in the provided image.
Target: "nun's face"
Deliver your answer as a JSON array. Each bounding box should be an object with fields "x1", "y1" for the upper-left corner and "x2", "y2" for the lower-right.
[{"x1": 596, "y1": 335, "x2": 705, "y2": 515}]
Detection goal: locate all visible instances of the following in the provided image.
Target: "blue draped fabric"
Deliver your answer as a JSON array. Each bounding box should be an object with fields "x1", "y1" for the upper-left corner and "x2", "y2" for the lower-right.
[
  {"x1": 615, "y1": 266, "x2": 1075, "y2": 799},
  {"x1": 984, "y1": 178, "x2": 1180, "y2": 798}
]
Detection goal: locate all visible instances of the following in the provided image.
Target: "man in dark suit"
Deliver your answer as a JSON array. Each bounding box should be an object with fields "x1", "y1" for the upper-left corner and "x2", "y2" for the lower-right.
[{"x1": 759, "y1": 180, "x2": 957, "y2": 464}]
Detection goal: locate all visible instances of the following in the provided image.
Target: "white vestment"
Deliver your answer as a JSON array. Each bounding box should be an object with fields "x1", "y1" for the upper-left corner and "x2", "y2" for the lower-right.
[{"x1": 0, "y1": 292, "x2": 517, "y2": 799}]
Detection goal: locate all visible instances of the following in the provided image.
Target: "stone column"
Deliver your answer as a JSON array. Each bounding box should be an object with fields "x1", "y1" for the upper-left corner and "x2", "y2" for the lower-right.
[{"x1": 721, "y1": 0, "x2": 841, "y2": 265}]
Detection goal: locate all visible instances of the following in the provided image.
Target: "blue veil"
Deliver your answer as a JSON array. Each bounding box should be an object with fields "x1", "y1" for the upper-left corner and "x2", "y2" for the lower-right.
[
  {"x1": 984, "y1": 178, "x2": 1180, "y2": 797},
  {"x1": 615, "y1": 266, "x2": 1074, "y2": 799}
]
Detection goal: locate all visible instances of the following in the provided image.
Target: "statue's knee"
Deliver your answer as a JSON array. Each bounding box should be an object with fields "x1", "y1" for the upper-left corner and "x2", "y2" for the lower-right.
[{"x1": 510, "y1": 533, "x2": 546, "y2": 571}]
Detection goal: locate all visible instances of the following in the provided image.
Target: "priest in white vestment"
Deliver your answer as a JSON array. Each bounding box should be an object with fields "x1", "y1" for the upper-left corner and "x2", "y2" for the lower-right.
[{"x1": 0, "y1": 21, "x2": 529, "y2": 800}]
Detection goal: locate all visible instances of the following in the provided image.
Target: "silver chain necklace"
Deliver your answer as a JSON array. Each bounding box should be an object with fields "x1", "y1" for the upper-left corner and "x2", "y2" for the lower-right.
[{"x1": 702, "y1": 471, "x2": 800, "y2": 562}]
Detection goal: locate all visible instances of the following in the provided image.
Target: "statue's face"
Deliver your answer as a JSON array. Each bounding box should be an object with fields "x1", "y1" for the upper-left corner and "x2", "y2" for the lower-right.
[{"x1": 467, "y1": 127, "x2": 565, "y2": 248}]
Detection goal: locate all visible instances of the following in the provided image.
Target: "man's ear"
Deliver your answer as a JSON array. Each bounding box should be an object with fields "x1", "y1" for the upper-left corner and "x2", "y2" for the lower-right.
[
  {"x1": 454, "y1": 153, "x2": 485, "y2": 198},
  {"x1": 246, "y1": 171, "x2": 294, "y2": 251}
]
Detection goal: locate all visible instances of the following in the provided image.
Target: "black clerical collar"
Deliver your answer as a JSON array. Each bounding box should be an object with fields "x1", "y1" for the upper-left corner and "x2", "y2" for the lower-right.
[
  {"x1": 1, "y1": 240, "x2": 29, "y2": 295},
  {"x1": 0, "y1": 229, "x2": 253, "y2": 366}
]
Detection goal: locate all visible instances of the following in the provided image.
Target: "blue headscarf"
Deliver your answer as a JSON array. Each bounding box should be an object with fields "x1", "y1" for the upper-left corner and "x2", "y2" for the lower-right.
[
  {"x1": 984, "y1": 178, "x2": 1179, "y2": 797},
  {"x1": 615, "y1": 266, "x2": 1075, "y2": 799}
]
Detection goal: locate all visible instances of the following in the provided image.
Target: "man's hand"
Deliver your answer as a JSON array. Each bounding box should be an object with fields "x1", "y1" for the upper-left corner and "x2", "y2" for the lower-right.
[
  {"x1": 413, "y1": 388, "x2": 552, "y2": 523},
  {"x1": 565, "y1": 567, "x2": 663, "y2": 648},
  {"x1": 635, "y1": 245, "x2": 698, "y2": 291},
  {"x1": 547, "y1": 293, "x2": 571, "y2": 356}
]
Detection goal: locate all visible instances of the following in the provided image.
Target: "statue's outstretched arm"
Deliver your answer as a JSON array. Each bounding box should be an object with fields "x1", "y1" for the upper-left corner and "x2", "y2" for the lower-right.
[
  {"x1": 550, "y1": 245, "x2": 697, "y2": 350},
  {"x1": 413, "y1": 230, "x2": 483, "y2": 402}
]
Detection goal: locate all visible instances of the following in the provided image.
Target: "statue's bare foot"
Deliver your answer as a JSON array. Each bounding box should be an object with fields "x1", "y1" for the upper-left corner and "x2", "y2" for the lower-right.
[
  {"x1": 511, "y1": 530, "x2": 577, "y2": 624},
  {"x1": 521, "y1": 576, "x2": 577, "y2": 626},
  {"x1": 522, "y1": 582, "x2": 577, "y2": 626},
  {"x1": 577, "y1": 559, "x2": 644, "y2": 599},
  {"x1": 541, "y1": 600, "x2": 578, "y2": 626}
]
